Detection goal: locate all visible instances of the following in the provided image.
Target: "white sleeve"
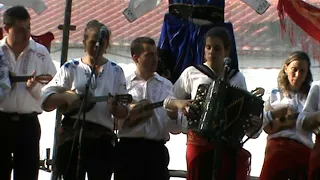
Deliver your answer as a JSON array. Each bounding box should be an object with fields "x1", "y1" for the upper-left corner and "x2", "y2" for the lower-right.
[
  {"x1": 262, "y1": 90, "x2": 278, "y2": 128},
  {"x1": 165, "y1": 81, "x2": 183, "y2": 134},
  {"x1": 297, "y1": 82, "x2": 320, "y2": 131},
  {"x1": 230, "y1": 71, "x2": 247, "y2": 90},
  {"x1": 113, "y1": 66, "x2": 128, "y2": 95},
  {"x1": 41, "y1": 62, "x2": 73, "y2": 108},
  {"x1": 0, "y1": 51, "x2": 11, "y2": 101},
  {"x1": 172, "y1": 68, "x2": 192, "y2": 100}
]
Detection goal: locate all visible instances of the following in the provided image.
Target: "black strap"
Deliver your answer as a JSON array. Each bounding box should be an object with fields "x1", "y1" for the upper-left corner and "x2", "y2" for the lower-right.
[
  {"x1": 194, "y1": 64, "x2": 239, "y2": 81},
  {"x1": 194, "y1": 64, "x2": 218, "y2": 80},
  {"x1": 185, "y1": 64, "x2": 239, "y2": 99},
  {"x1": 228, "y1": 69, "x2": 239, "y2": 80}
]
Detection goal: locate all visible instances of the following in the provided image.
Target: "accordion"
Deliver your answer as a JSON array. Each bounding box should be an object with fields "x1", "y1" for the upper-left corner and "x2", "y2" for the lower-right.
[{"x1": 188, "y1": 80, "x2": 264, "y2": 145}]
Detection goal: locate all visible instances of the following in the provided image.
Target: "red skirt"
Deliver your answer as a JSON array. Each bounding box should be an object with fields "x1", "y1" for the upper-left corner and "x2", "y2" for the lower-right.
[
  {"x1": 309, "y1": 135, "x2": 320, "y2": 180},
  {"x1": 186, "y1": 131, "x2": 251, "y2": 180},
  {"x1": 260, "y1": 137, "x2": 311, "y2": 180}
]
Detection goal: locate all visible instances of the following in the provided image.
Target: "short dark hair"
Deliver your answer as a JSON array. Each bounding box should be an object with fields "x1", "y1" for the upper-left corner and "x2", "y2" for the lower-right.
[
  {"x1": 3, "y1": 6, "x2": 30, "y2": 27},
  {"x1": 130, "y1": 37, "x2": 156, "y2": 57},
  {"x1": 205, "y1": 27, "x2": 232, "y2": 50},
  {"x1": 83, "y1": 20, "x2": 111, "y2": 41}
]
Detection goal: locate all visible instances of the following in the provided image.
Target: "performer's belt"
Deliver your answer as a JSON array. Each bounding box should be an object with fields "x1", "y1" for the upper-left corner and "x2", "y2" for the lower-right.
[
  {"x1": 0, "y1": 111, "x2": 38, "y2": 121},
  {"x1": 169, "y1": 4, "x2": 224, "y2": 23},
  {"x1": 61, "y1": 117, "x2": 114, "y2": 135},
  {"x1": 119, "y1": 137, "x2": 166, "y2": 146},
  {"x1": 57, "y1": 117, "x2": 116, "y2": 147}
]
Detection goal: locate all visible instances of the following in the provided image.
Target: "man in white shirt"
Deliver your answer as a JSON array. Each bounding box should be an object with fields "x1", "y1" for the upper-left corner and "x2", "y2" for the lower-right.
[
  {"x1": 114, "y1": 37, "x2": 181, "y2": 180},
  {"x1": 0, "y1": 6, "x2": 56, "y2": 180}
]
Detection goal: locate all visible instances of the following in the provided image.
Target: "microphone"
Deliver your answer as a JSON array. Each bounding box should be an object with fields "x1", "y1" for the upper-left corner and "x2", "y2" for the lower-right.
[
  {"x1": 94, "y1": 26, "x2": 109, "y2": 58},
  {"x1": 224, "y1": 57, "x2": 232, "y2": 70},
  {"x1": 96, "y1": 26, "x2": 108, "y2": 48}
]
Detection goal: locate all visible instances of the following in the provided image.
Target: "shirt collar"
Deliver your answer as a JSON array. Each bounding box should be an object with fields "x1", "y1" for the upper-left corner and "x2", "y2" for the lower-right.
[
  {"x1": 130, "y1": 71, "x2": 163, "y2": 82},
  {"x1": 0, "y1": 36, "x2": 36, "y2": 52}
]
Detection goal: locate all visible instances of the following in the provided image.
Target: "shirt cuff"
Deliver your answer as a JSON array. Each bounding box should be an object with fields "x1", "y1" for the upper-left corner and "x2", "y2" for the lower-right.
[
  {"x1": 262, "y1": 110, "x2": 274, "y2": 128},
  {"x1": 296, "y1": 113, "x2": 306, "y2": 131},
  {"x1": 29, "y1": 83, "x2": 43, "y2": 100},
  {"x1": 163, "y1": 96, "x2": 177, "y2": 111},
  {"x1": 121, "y1": 104, "x2": 131, "y2": 120},
  {"x1": 266, "y1": 111, "x2": 274, "y2": 122}
]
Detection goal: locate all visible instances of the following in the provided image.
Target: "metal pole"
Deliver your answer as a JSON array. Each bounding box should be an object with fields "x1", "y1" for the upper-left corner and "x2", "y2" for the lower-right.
[{"x1": 51, "y1": 0, "x2": 72, "y2": 179}]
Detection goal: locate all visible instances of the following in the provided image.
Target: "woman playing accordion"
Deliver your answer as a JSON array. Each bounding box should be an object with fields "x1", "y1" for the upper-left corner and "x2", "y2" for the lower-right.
[
  {"x1": 164, "y1": 27, "x2": 263, "y2": 180},
  {"x1": 260, "y1": 51, "x2": 313, "y2": 180}
]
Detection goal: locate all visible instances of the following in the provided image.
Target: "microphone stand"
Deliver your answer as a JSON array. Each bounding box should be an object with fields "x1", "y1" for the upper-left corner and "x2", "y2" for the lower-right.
[
  {"x1": 212, "y1": 65, "x2": 237, "y2": 180},
  {"x1": 73, "y1": 44, "x2": 101, "y2": 180}
]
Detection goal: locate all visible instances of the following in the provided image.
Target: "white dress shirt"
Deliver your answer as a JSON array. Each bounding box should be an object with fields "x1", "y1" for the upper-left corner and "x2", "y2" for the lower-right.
[
  {"x1": 41, "y1": 58, "x2": 127, "y2": 130},
  {"x1": 172, "y1": 63, "x2": 261, "y2": 138},
  {"x1": 264, "y1": 88, "x2": 313, "y2": 148},
  {"x1": 173, "y1": 63, "x2": 247, "y2": 100},
  {"x1": 117, "y1": 72, "x2": 181, "y2": 141},
  {"x1": 0, "y1": 37, "x2": 56, "y2": 114},
  {"x1": 298, "y1": 81, "x2": 320, "y2": 143}
]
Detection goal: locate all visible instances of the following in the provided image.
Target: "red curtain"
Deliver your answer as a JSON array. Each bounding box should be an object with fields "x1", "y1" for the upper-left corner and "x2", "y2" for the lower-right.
[{"x1": 278, "y1": 0, "x2": 320, "y2": 59}]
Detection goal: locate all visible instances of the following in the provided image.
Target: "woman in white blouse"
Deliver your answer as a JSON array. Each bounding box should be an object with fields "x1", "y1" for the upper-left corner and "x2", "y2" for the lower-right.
[
  {"x1": 41, "y1": 20, "x2": 129, "y2": 180},
  {"x1": 260, "y1": 51, "x2": 313, "y2": 180}
]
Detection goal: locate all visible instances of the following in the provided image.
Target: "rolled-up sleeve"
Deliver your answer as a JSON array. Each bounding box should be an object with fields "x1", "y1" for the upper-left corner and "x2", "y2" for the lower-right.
[
  {"x1": 41, "y1": 62, "x2": 72, "y2": 108},
  {"x1": 114, "y1": 66, "x2": 128, "y2": 95},
  {"x1": 262, "y1": 90, "x2": 279, "y2": 128},
  {"x1": 172, "y1": 67, "x2": 191, "y2": 99},
  {"x1": 297, "y1": 82, "x2": 320, "y2": 131},
  {"x1": 165, "y1": 82, "x2": 184, "y2": 134}
]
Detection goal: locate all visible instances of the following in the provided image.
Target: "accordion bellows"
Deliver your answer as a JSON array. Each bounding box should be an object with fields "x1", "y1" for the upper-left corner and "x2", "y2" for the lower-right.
[{"x1": 188, "y1": 80, "x2": 264, "y2": 146}]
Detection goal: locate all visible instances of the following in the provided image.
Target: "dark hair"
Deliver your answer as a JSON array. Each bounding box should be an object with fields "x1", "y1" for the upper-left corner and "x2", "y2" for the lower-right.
[
  {"x1": 3, "y1": 6, "x2": 30, "y2": 27},
  {"x1": 83, "y1": 20, "x2": 111, "y2": 41},
  {"x1": 130, "y1": 37, "x2": 156, "y2": 57},
  {"x1": 205, "y1": 27, "x2": 232, "y2": 50},
  {"x1": 278, "y1": 51, "x2": 313, "y2": 95}
]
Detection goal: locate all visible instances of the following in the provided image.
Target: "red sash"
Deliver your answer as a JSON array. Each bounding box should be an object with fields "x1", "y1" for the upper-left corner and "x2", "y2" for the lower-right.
[{"x1": 260, "y1": 137, "x2": 311, "y2": 180}]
